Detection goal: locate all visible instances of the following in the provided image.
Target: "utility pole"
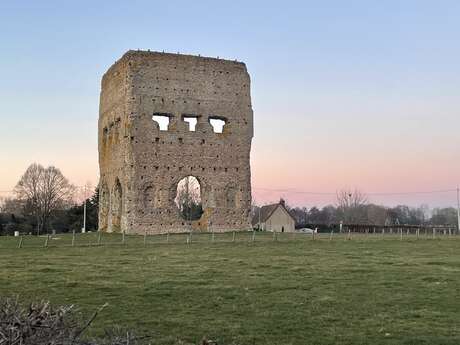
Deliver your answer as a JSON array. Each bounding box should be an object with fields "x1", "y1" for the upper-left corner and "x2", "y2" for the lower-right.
[
  {"x1": 457, "y1": 186, "x2": 460, "y2": 234},
  {"x1": 82, "y1": 185, "x2": 87, "y2": 233},
  {"x1": 258, "y1": 205, "x2": 261, "y2": 230}
]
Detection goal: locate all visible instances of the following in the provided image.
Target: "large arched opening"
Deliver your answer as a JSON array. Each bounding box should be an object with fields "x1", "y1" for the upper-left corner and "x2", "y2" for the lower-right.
[{"x1": 174, "y1": 176, "x2": 203, "y2": 221}]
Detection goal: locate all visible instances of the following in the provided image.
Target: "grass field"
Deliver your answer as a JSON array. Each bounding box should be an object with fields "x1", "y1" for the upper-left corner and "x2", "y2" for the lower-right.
[{"x1": 1, "y1": 232, "x2": 459, "y2": 344}]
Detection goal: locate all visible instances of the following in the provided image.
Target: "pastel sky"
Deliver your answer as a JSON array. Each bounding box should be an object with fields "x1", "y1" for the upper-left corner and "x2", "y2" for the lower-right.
[{"x1": 0, "y1": 0, "x2": 459, "y2": 207}]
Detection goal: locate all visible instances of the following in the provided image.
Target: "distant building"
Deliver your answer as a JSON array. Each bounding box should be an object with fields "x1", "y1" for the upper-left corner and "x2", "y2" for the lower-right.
[{"x1": 252, "y1": 199, "x2": 296, "y2": 232}]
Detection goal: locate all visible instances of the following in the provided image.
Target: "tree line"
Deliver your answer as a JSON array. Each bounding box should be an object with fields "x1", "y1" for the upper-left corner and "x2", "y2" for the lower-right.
[
  {"x1": 1, "y1": 165, "x2": 457, "y2": 235},
  {"x1": 0, "y1": 163, "x2": 98, "y2": 236},
  {"x1": 285, "y1": 189, "x2": 458, "y2": 227}
]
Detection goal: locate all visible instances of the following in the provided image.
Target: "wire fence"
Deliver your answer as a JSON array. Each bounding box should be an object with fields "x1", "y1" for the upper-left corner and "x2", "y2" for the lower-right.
[{"x1": 0, "y1": 228, "x2": 459, "y2": 250}]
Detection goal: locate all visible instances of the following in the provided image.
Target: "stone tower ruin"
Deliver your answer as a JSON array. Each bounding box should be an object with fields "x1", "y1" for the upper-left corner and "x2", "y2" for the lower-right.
[{"x1": 98, "y1": 50, "x2": 253, "y2": 234}]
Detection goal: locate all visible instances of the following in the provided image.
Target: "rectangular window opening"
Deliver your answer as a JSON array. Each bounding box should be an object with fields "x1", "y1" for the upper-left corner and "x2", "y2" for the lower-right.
[
  {"x1": 152, "y1": 113, "x2": 171, "y2": 131},
  {"x1": 209, "y1": 116, "x2": 227, "y2": 133},
  {"x1": 183, "y1": 114, "x2": 199, "y2": 132}
]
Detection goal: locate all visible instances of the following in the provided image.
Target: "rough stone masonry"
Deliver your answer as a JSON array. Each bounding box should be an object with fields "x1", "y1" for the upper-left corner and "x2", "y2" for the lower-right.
[{"x1": 98, "y1": 50, "x2": 254, "y2": 234}]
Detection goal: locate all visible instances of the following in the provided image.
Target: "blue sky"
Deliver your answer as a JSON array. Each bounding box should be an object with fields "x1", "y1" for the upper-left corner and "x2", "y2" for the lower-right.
[{"x1": 0, "y1": 0, "x2": 459, "y2": 207}]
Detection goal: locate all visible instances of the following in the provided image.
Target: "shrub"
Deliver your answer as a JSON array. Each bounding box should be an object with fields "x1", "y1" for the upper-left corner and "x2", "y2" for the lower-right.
[{"x1": 0, "y1": 298, "x2": 147, "y2": 345}]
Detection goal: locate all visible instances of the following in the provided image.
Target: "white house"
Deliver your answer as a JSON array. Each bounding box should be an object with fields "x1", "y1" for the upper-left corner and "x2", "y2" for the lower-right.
[{"x1": 252, "y1": 199, "x2": 296, "y2": 232}]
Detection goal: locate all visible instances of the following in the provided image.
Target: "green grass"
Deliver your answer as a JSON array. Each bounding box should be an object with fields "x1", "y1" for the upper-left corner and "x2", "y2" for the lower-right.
[{"x1": 1, "y1": 232, "x2": 460, "y2": 344}]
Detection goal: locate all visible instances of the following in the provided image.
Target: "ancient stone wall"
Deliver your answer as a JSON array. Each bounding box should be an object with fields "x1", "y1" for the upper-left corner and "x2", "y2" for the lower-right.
[{"x1": 98, "y1": 50, "x2": 253, "y2": 234}]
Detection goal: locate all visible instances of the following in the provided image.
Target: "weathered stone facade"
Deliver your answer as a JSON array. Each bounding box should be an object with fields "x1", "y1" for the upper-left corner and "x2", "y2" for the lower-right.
[{"x1": 98, "y1": 50, "x2": 253, "y2": 234}]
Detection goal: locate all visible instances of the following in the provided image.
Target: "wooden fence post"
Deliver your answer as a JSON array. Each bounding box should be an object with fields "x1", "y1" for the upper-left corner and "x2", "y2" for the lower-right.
[
  {"x1": 432, "y1": 228, "x2": 435, "y2": 239},
  {"x1": 122, "y1": 231, "x2": 125, "y2": 244},
  {"x1": 329, "y1": 230, "x2": 333, "y2": 241},
  {"x1": 167, "y1": 231, "x2": 170, "y2": 243},
  {"x1": 252, "y1": 230, "x2": 256, "y2": 242},
  {"x1": 400, "y1": 228, "x2": 403, "y2": 240},
  {"x1": 144, "y1": 231, "x2": 147, "y2": 246},
  {"x1": 232, "y1": 231, "x2": 236, "y2": 242},
  {"x1": 18, "y1": 236, "x2": 23, "y2": 249},
  {"x1": 44, "y1": 234, "x2": 50, "y2": 247},
  {"x1": 417, "y1": 228, "x2": 420, "y2": 239},
  {"x1": 72, "y1": 231, "x2": 76, "y2": 247},
  {"x1": 212, "y1": 230, "x2": 215, "y2": 243}
]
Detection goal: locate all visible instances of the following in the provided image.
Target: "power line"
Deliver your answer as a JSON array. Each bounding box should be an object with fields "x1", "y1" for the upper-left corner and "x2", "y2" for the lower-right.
[
  {"x1": 1, "y1": 187, "x2": 458, "y2": 196},
  {"x1": 253, "y1": 187, "x2": 457, "y2": 196},
  {"x1": 0, "y1": 185, "x2": 93, "y2": 193},
  {"x1": 253, "y1": 188, "x2": 335, "y2": 195},
  {"x1": 367, "y1": 189, "x2": 455, "y2": 196}
]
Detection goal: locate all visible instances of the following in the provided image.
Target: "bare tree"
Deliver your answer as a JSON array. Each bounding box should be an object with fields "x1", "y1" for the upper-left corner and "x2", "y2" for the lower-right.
[
  {"x1": 14, "y1": 163, "x2": 75, "y2": 235},
  {"x1": 301, "y1": 206, "x2": 308, "y2": 224},
  {"x1": 1, "y1": 197, "x2": 26, "y2": 215},
  {"x1": 336, "y1": 188, "x2": 368, "y2": 224},
  {"x1": 14, "y1": 163, "x2": 43, "y2": 234},
  {"x1": 174, "y1": 176, "x2": 202, "y2": 221},
  {"x1": 366, "y1": 204, "x2": 387, "y2": 225}
]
